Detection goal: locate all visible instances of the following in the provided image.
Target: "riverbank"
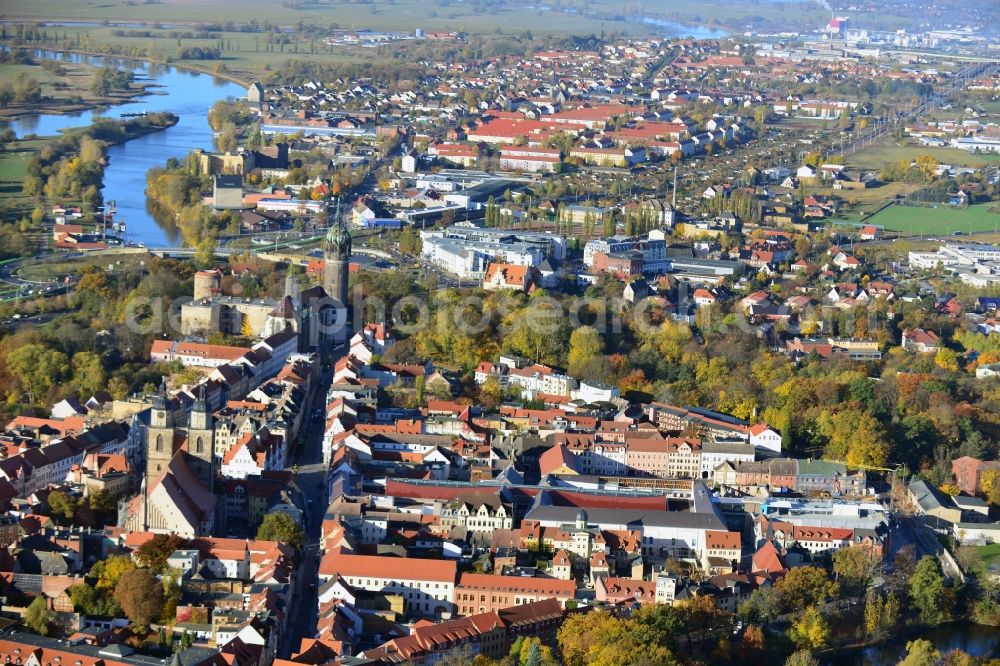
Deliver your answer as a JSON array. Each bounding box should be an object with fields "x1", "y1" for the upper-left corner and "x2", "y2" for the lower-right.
[
  {"x1": 2, "y1": 51, "x2": 245, "y2": 246},
  {"x1": 822, "y1": 621, "x2": 1000, "y2": 664},
  {"x1": 0, "y1": 60, "x2": 155, "y2": 121},
  {"x1": 2, "y1": 41, "x2": 250, "y2": 88},
  {"x1": 0, "y1": 113, "x2": 178, "y2": 220}
]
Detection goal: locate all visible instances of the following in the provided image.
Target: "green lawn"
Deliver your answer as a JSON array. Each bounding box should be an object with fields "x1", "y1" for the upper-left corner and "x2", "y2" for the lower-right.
[
  {"x1": 813, "y1": 181, "x2": 921, "y2": 216},
  {"x1": 865, "y1": 202, "x2": 1000, "y2": 235},
  {"x1": 0, "y1": 137, "x2": 49, "y2": 219},
  {"x1": 0, "y1": 63, "x2": 61, "y2": 88},
  {"x1": 976, "y1": 543, "x2": 1000, "y2": 570},
  {"x1": 979, "y1": 101, "x2": 1000, "y2": 115},
  {"x1": 851, "y1": 142, "x2": 1000, "y2": 170},
  {"x1": 16, "y1": 253, "x2": 149, "y2": 282}
]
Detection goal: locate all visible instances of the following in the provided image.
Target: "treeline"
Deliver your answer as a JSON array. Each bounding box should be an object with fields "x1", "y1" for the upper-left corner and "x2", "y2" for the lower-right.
[
  {"x1": 701, "y1": 188, "x2": 762, "y2": 222},
  {"x1": 145, "y1": 152, "x2": 238, "y2": 247},
  {"x1": 0, "y1": 73, "x2": 42, "y2": 108},
  {"x1": 879, "y1": 155, "x2": 939, "y2": 184},
  {"x1": 265, "y1": 58, "x2": 427, "y2": 87},
  {"x1": 0, "y1": 221, "x2": 35, "y2": 259},
  {"x1": 207, "y1": 99, "x2": 252, "y2": 132},
  {"x1": 22, "y1": 115, "x2": 177, "y2": 212},
  {"x1": 90, "y1": 65, "x2": 133, "y2": 96},
  {"x1": 174, "y1": 46, "x2": 222, "y2": 61},
  {"x1": 787, "y1": 77, "x2": 930, "y2": 106},
  {"x1": 24, "y1": 133, "x2": 106, "y2": 210},
  {"x1": 0, "y1": 48, "x2": 34, "y2": 65},
  {"x1": 111, "y1": 29, "x2": 222, "y2": 40},
  {"x1": 0, "y1": 257, "x2": 194, "y2": 414}
]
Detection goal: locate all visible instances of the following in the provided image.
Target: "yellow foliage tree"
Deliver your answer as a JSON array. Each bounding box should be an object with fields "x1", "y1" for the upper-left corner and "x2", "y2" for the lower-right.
[
  {"x1": 567, "y1": 325, "x2": 603, "y2": 376},
  {"x1": 787, "y1": 606, "x2": 831, "y2": 651},
  {"x1": 934, "y1": 348, "x2": 960, "y2": 372},
  {"x1": 914, "y1": 154, "x2": 939, "y2": 181}
]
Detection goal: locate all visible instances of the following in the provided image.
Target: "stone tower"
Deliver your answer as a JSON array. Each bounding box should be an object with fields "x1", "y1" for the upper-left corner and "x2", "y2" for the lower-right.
[
  {"x1": 324, "y1": 217, "x2": 351, "y2": 307},
  {"x1": 147, "y1": 380, "x2": 176, "y2": 480},
  {"x1": 187, "y1": 385, "x2": 215, "y2": 492}
]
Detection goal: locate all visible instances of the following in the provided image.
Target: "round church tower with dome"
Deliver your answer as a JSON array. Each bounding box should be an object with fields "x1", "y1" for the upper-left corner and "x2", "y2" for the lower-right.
[{"x1": 324, "y1": 217, "x2": 351, "y2": 308}]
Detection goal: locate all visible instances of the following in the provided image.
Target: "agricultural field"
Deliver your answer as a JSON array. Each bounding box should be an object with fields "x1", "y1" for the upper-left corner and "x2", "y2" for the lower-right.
[
  {"x1": 0, "y1": 0, "x2": 832, "y2": 36},
  {"x1": 864, "y1": 202, "x2": 1000, "y2": 235},
  {"x1": 4, "y1": 0, "x2": 652, "y2": 35}
]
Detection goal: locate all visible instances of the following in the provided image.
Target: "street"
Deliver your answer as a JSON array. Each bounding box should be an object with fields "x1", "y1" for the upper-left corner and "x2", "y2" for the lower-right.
[
  {"x1": 887, "y1": 511, "x2": 962, "y2": 580},
  {"x1": 279, "y1": 365, "x2": 336, "y2": 658}
]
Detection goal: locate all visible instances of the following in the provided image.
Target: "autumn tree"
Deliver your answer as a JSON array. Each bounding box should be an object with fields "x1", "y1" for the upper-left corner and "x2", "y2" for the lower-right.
[
  {"x1": 909, "y1": 556, "x2": 952, "y2": 626},
  {"x1": 675, "y1": 595, "x2": 732, "y2": 649},
  {"x1": 784, "y1": 651, "x2": 819, "y2": 666},
  {"x1": 557, "y1": 609, "x2": 680, "y2": 666},
  {"x1": 113, "y1": 569, "x2": 164, "y2": 629},
  {"x1": 107, "y1": 376, "x2": 130, "y2": 400},
  {"x1": 934, "y1": 348, "x2": 960, "y2": 372},
  {"x1": 134, "y1": 533, "x2": 186, "y2": 571},
  {"x1": 398, "y1": 227, "x2": 422, "y2": 255},
  {"x1": 816, "y1": 407, "x2": 889, "y2": 468},
  {"x1": 899, "y1": 639, "x2": 940, "y2": 666},
  {"x1": 23, "y1": 595, "x2": 52, "y2": 636},
  {"x1": 776, "y1": 566, "x2": 839, "y2": 612},
  {"x1": 913, "y1": 155, "x2": 940, "y2": 182},
  {"x1": 655, "y1": 319, "x2": 694, "y2": 363},
  {"x1": 256, "y1": 512, "x2": 306, "y2": 548},
  {"x1": 7, "y1": 343, "x2": 69, "y2": 403},
  {"x1": 479, "y1": 376, "x2": 505, "y2": 409},
  {"x1": 194, "y1": 236, "x2": 218, "y2": 269},
  {"x1": 567, "y1": 325, "x2": 603, "y2": 376},
  {"x1": 47, "y1": 491, "x2": 78, "y2": 524},
  {"x1": 863, "y1": 591, "x2": 900, "y2": 640},
  {"x1": 502, "y1": 297, "x2": 570, "y2": 367},
  {"x1": 787, "y1": 606, "x2": 830, "y2": 651},
  {"x1": 982, "y1": 469, "x2": 1000, "y2": 506},
  {"x1": 92, "y1": 554, "x2": 136, "y2": 590},
  {"x1": 832, "y1": 545, "x2": 882, "y2": 595},
  {"x1": 741, "y1": 624, "x2": 766, "y2": 660},
  {"x1": 557, "y1": 609, "x2": 625, "y2": 666},
  {"x1": 511, "y1": 637, "x2": 557, "y2": 666},
  {"x1": 89, "y1": 490, "x2": 119, "y2": 514},
  {"x1": 72, "y1": 351, "x2": 106, "y2": 396}
]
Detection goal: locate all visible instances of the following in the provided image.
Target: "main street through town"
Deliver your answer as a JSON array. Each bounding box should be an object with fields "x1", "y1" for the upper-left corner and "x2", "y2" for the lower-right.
[{"x1": 279, "y1": 359, "x2": 338, "y2": 658}]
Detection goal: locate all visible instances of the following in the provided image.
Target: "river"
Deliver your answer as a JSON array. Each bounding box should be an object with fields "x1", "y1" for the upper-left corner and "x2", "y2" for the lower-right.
[
  {"x1": 827, "y1": 623, "x2": 1000, "y2": 664},
  {"x1": 1, "y1": 51, "x2": 245, "y2": 246}
]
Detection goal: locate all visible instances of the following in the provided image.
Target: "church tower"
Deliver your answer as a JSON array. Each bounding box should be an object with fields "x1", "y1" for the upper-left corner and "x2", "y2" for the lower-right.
[
  {"x1": 146, "y1": 380, "x2": 176, "y2": 480},
  {"x1": 324, "y1": 216, "x2": 351, "y2": 308},
  {"x1": 187, "y1": 385, "x2": 215, "y2": 492}
]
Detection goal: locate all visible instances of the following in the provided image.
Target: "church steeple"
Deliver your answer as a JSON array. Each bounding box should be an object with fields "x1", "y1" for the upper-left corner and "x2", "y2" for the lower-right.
[
  {"x1": 324, "y1": 214, "x2": 351, "y2": 308},
  {"x1": 187, "y1": 384, "x2": 215, "y2": 492},
  {"x1": 147, "y1": 379, "x2": 175, "y2": 480}
]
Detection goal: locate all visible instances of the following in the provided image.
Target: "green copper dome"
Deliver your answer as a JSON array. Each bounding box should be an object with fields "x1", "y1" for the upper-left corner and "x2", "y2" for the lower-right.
[{"x1": 326, "y1": 219, "x2": 352, "y2": 256}]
